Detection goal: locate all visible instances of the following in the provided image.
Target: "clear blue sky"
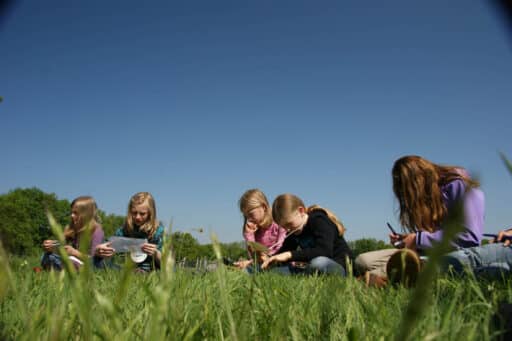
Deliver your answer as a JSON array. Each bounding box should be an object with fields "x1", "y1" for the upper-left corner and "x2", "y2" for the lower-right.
[{"x1": 1, "y1": 1, "x2": 511, "y2": 244}]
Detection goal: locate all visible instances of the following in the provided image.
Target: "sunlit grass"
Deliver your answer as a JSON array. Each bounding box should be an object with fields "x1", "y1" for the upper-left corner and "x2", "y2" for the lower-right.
[{"x1": 1, "y1": 251, "x2": 511, "y2": 340}]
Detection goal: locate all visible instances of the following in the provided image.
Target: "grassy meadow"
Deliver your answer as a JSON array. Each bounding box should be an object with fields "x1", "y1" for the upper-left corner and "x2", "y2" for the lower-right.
[{"x1": 1, "y1": 250, "x2": 511, "y2": 341}]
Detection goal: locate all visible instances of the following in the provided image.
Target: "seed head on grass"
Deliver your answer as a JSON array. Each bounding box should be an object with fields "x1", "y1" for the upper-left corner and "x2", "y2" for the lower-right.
[
  {"x1": 499, "y1": 152, "x2": 512, "y2": 176},
  {"x1": 211, "y1": 233, "x2": 239, "y2": 341}
]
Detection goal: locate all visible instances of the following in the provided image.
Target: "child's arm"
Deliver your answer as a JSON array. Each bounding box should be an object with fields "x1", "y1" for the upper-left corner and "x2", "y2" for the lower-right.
[
  {"x1": 267, "y1": 225, "x2": 287, "y2": 256},
  {"x1": 141, "y1": 226, "x2": 165, "y2": 265},
  {"x1": 88, "y1": 227, "x2": 105, "y2": 257},
  {"x1": 243, "y1": 223, "x2": 257, "y2": 258},
  {"x1": 64, "y1": 245, "x2": 83, "y2": 259}
]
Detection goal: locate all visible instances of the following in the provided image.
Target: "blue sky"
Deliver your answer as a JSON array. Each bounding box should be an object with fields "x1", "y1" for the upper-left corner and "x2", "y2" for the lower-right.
[{"x1": 1, "y1": 1, "x2": 511, "y2": 244}]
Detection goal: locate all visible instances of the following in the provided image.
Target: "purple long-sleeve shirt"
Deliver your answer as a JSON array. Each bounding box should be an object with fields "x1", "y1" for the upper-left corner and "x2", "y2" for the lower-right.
[
  {"x1": 243, "y1": 222, "x2": 287, "y2": 256},
  {"x1": 415, "y1": 178, "x2": 484, "y2": 250},
  {"x1": 70, "y1": 224, "x2": 105, "y2": 256}
]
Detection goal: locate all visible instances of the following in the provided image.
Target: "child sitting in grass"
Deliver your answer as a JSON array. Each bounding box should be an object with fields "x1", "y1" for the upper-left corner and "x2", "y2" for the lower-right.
[
  {"x1": 41, "y1": 196, "x2": 104, "y2": 271},
  {"x1": 355, "y1": 155, "x2": 484, "y2": 285},
  {"x1": 234, "y1": 189, "x2": 287, "y2": 270},
  {"x1": 262, "y1": 193, "x2": 353, "y2": 276},
  {"x1": 94, "y1": 192, "x2": 164, "y2": 272}
]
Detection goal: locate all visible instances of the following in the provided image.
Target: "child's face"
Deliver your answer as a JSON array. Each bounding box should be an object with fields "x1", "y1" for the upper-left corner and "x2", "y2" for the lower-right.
[
  {"x1": 246, "y1": 206, "x2": 266, "y2": 226},
  {"x1": 131, "y1": 204, "x2": 150, "y2": 226},
  {"x1": 71, "y1": 206, "x2": 81, "y2": 226},
  {"x1": 281, "y1": 209, "x2": 306, "y2": 233}
]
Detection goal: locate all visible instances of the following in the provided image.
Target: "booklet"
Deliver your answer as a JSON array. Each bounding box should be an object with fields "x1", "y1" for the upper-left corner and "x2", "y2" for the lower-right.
[
  {"x1": 108, "y1": 236, "x2": 147, "y2": 253},
  {"x1": 69, "y1": 255, "x2": 84, "y2": 265}
]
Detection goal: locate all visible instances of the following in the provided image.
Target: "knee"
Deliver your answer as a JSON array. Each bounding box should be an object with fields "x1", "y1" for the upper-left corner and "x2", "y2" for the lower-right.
[
  {"x1": 309, "y1": 256, "x2": 345, "y2": 276},
  {"x1": 41, "y1": 253, "x2": 62, "y2": 271},
  {"x1": 440, "y1": 253, "x2": 466, "y2": 275},
  {"x1": 355, "y1": 253, "x2": 372, "y2": 273},
  {"x1": 309, "y1": 256, "x2": 331, "y2": 269}
]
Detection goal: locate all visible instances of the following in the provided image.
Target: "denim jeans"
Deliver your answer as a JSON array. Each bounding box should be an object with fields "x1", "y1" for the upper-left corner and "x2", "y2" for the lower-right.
[
  {"x1": 442, "y1": 243, "x2": 512, "y2": 278},
  {"x1": 267, "y1": 256, "x2": 346, "y2": 276},
  {"x1": 41, "y1": 252, "x2": 63, "y2": 271},
  {"x1": 41, "y1": 253, "x2": 110, "y2": 271}
]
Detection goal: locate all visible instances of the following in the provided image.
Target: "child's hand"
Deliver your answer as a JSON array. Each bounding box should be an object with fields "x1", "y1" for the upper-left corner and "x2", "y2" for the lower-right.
[
  {"x1": 258, "y1": 252, "x2": 269, "y2": 263},
  {"x1": 244, "y1": 221, "x2": 258, "y2": 233},
  {"x1": 233, "y1": 259, "x2": 252, "y2": 269},
  {"x1": 141, "y1": 243, "x2": 158, "y2": 256},
  {"x1": 64, "y1": 245, "x2": 79, "y2": 257},
  {"x1": 495, "y1": 229, "x2": 512, "y2": 246},
  {"x1": 401, "y1": 233, "x2": 417, "y2": 250},
  {"x1": 95, "y1": 242, "x2": 115, "y2": 258},
  {"x1": 389, "y1": 233, "x2": 404, "y2": 248},
  {"x1": 42, "y1": 240, "x2": 59, "y2": 252},
  {"x1": 261, "y1": 252, "x2": 292, "y2": 270}
]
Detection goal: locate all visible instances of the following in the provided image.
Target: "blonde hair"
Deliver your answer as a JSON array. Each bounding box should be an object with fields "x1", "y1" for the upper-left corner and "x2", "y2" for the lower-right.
[
  {"x1": 64, "y1": 196, "x2": 100, "y2": 240},
  {"x1": 392, "y1": 155, "x2": 479, "y2": 233},
  {"x1": 272, "y1": 193, "x2": 346, "y2": 236},
  {"x1": 239, "y1": 189, "x2": 273, "y2": 230},
  {"x1": 124, "y1": 192, "x2": 159, "y2": 239}
]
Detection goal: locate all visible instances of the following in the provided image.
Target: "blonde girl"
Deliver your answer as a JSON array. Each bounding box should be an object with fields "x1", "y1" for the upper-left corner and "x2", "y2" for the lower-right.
[
  {"x1": 41, "y1": 196, "x2": 105, "y2": 270},
  {"x1": 234, "y1": 189, "x2": 287, "y2": 269},
  {"x1": 95, "y1": 192, "x2": 165, "y2": 272},
  {"x1": 262, "y1": 193, "x2": 353, "y2": 275}
]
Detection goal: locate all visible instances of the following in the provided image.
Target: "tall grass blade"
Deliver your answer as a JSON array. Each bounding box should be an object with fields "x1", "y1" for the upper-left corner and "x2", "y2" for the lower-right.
[
  {"x1": 46, "y1": 210, "x2": 77, "y2": 277},
  {"x1": 211, "y1": 233, "x2": 238, "y2": 341},
  {"x1": 0, "y1": 240, "x2": 14, "y2": 301},
  {"x1": 499, "y1": 152, "x2": 512, "y2": 176},
  {"x1": 395, "y1": 202, "x2": 465, "y2": 341}
]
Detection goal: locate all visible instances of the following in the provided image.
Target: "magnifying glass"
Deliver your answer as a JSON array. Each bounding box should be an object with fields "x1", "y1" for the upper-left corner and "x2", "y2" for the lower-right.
[{"x1": 129, "y1": 246, "x2": 147, "y2": 263}]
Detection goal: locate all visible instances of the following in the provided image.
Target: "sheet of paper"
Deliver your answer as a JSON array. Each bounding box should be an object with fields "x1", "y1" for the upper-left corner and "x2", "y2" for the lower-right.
[{"x1": 108, "y1": 236, "x2": 147, "y2": 253}]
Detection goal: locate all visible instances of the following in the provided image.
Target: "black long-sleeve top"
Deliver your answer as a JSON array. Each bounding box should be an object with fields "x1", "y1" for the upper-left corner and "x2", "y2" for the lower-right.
[{"x1": 277, "y1": 210, "x2": 353, "y2": 268}]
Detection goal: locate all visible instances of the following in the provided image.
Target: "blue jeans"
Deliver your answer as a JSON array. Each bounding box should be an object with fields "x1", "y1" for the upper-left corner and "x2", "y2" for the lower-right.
[
  {"x1": 41, "y1": 252, "x2": 63, "y2": 271},
  {"x1": 442, "y1": 243, "x2": 512, "y2": 278},
  {"x1": 269, "y1": 256, "x2": 346, "y2": 276},
  {"x1": 41, "y1": 253, "x2": 110, "y2": 271}
]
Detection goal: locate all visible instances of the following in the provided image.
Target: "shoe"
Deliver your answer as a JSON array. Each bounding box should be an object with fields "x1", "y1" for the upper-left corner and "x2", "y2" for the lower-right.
[{"x1": 386, "y1": 249, "x2": 421, "y2": 287}]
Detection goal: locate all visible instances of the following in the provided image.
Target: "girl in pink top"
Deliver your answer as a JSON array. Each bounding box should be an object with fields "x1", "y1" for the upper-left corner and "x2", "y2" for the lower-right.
[{"x1": 235, "y1": 189, "x2": 287, "y2": 269}]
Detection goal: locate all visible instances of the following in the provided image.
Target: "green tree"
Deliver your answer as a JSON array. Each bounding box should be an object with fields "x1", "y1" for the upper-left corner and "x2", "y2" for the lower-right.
[
  {"x1": 220, "y1": 241, "x2": 246, "y2": 261},
  {"x1": 348, "y1": 238, "x2": 391, "y2": 258},
  {"x1": 98, "y1": 211, "x2": 125, "y2": 237},
  {"x1": 0, "y1": 187, "x2": 70, "y2": 255},
  {"x1": 170, "y1": 231, "x2": 202, "y2": 260}
]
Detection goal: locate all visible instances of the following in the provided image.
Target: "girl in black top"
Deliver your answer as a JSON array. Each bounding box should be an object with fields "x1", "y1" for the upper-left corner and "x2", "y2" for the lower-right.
[{"x1": 262, "y1": 193, "x2": 353, "y2": 275}]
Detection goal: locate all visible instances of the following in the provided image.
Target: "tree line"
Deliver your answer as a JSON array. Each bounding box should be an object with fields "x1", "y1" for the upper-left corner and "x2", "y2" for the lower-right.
[{"x1": 0, "y1": 187, "x2": 389, "y2": 259}]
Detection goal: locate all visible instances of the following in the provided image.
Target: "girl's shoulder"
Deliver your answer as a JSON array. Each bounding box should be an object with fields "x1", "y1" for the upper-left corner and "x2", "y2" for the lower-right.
[
  {"x1": 153, "y1": 224, "x2": 165, "y2": 238},
  {"x1": 92, "y1": 223, "x2": 105, "y2": 236},
  {"x1": 93, "y1": 223, "x2": 104, "y2": 231},
  {"x1": 308, "y1": 209, "x2": 329, "y2": 220},
  {"x1": 442, "y1": 177, "x2": 467, "y2": 202},
  {"x1": 114, "y1": 226, "x2": 126, "y2": 237}
]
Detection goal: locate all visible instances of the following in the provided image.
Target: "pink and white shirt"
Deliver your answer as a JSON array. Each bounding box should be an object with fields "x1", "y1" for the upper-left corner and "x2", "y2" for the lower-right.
[{"x1": 243, "y1": 222, "x2": 287, "y2": 256}]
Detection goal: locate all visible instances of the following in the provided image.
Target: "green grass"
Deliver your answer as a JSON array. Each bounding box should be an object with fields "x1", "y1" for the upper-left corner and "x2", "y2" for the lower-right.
[{"x1": 1, "y1": 253, "x2": 511, "y2": 340}]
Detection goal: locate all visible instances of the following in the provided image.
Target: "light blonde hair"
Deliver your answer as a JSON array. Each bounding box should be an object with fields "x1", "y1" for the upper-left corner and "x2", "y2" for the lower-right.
[
  {"x1": 64, "y1": 196, "x2": 100, "y2": 240},
  {"x1": 239, "y1": 189, "x2": 273, "y2": 230},
  {"x1": 392, "y1": 155, "x2": 479, "y2": 233},
  {"x1": 123, "y1": 192, "x2": 159, "y2": 239},
  {"x1": 272, "y1": 193, "x2": 346, "y2": 236}
]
